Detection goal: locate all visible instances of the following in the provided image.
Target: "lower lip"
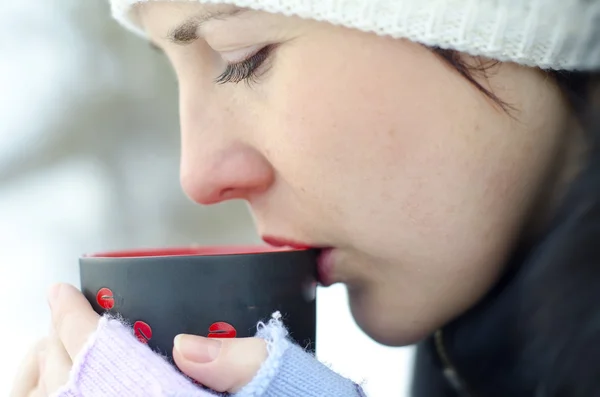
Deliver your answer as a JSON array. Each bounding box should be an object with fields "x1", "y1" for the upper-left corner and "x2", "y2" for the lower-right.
[{"x1": 317, "y1": 248, "x2": 336, "y2": 287}]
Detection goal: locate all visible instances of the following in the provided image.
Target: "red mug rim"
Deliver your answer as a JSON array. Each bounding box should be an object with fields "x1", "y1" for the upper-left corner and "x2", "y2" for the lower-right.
[{"x1": 83, "y1": 245, "x2": 307, "y2": 258}]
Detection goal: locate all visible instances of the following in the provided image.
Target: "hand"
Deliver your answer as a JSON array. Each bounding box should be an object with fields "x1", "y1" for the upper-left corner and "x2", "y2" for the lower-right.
[
  {"x1": 11, "y1": 284, "x2": 99, "y2": 397},
  {"x1": 12, "y1": 283, "x2": 270, "y2": 396}
]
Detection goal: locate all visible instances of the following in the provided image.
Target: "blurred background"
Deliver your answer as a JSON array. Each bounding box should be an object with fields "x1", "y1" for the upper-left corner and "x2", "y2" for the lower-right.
[{"x1": 0, "y1": 0, "x2": 414, "y2": 395}]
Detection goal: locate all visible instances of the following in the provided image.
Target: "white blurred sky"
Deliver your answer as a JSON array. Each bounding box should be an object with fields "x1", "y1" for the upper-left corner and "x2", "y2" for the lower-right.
[{"x1": 0, "y1": 1, "x2": 414, "y2": 395}]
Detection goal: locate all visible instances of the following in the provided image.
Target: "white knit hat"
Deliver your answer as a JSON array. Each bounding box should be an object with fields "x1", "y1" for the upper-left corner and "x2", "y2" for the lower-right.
[{"x1": 110, "y1": 0, "x2": 600, "y2": 71}]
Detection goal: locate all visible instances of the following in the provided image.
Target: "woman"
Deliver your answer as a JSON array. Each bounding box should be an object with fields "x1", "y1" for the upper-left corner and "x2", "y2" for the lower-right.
[{"x1": 11, "y1": 0, "x2": 600, "y2": 396}]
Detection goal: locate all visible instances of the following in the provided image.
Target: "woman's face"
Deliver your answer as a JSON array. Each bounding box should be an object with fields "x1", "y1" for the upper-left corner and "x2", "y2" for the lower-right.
[{"x1": 140, "y1": 3, "x2": 572, "y2": 345}]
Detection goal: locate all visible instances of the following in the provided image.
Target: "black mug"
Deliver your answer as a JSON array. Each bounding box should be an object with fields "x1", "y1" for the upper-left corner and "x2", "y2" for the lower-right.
[{"x1": 79, "y1": 246, "x2": 318, "y2": 359}]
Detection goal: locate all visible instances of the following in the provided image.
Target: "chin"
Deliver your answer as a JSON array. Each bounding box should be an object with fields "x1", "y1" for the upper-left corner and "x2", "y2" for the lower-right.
[{"x1": 348, "y1": 290, "x2": 432, "y2": 347}]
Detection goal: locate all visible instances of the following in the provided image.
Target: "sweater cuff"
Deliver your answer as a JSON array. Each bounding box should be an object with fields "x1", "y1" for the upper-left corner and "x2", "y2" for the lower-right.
[
  {"x1": 235, "y1": 312, "x2": 367, "y2": 397},
  {"x1": 50, "y1": 316, "x2": 216, "y2": 397}
]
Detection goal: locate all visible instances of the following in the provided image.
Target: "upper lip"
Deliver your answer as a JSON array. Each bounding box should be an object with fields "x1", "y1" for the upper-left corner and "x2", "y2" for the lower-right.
[{"x1": 262, "y1": 235, "x2": 318, "y2": 249}]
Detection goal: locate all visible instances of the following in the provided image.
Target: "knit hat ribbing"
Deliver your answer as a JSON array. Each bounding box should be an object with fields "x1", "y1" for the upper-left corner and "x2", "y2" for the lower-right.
[{"x1": 110, "y1": 0, "x2": 600, "y2": 71}]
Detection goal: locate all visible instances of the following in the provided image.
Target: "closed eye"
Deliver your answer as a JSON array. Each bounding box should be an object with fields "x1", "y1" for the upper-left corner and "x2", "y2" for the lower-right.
[{"x1": 215, "y1": 45, "x2": 275, "y2": 85}]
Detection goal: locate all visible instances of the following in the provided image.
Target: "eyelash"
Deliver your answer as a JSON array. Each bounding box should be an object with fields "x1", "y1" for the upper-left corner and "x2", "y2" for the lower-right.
[{"x1": 215, "y1": 45, "x2": 274, "y2": 85}]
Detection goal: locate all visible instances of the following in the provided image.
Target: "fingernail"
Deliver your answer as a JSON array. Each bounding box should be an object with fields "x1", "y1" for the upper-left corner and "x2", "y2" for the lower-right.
[
  {"x1": 47, "y1": 284, "x2": 62, "y2": 308},
  {"x1": 174, "y1": 335, "x2": 221, "y2": 363}
]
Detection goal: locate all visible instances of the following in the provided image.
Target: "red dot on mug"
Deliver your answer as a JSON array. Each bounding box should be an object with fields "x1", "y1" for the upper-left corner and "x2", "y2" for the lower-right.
[
  {"x1": 134, "y1": 321, "x2": 153, "y2": 344},
  {"x1": 96, "y1": 288, "x2": 115, "y2": 310},
  {"x1": 208, "y1": 322, "x2": 237, "y2": 338}
]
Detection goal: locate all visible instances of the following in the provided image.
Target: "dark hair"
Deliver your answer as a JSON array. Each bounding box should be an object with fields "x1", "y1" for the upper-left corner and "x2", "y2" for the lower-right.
[
  {"x1": 432, "y1": 48, "x2": 512, "y2": 111},
  {"x1": 433, "y1": 47, "x2": 599, "y2": 153},
  {"x1": 433, "y1": 47, "x2": 596, "y2": 114}
]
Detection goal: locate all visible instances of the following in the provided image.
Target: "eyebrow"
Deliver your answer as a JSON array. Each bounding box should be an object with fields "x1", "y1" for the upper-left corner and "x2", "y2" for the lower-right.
[{"x1": 166, "y1": 8, "x2": 248, "y2": 45}]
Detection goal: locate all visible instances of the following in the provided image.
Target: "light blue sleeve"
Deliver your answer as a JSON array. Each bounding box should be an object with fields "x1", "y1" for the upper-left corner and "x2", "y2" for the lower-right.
[{"x1": 234, "y1": 313, "x2": 367, "y2": 397}]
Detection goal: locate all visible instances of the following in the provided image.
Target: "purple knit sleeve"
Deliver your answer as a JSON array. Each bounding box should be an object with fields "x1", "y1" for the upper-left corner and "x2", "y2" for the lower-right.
[
  {"x1": 50, "y1": 316, "x2": 215, "y2": 397},
  {"x1": 50, "y1": 313, "x2": 366, "y2": 397},
  {"x1": 234, "y1": 313, "x2": 367, "y2": 397}
]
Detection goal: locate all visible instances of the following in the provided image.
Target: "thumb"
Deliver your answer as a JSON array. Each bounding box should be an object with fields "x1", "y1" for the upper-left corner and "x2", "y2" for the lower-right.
[{"x1": 173, "y1": 335, "x2": 268, "y2": 393}]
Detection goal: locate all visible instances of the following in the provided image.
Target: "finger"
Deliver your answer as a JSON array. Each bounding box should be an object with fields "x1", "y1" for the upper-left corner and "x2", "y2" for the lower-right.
[
  {"x1": 26, "y1": 388, "x2": 46, "y2": 397},
  {"x1": 40, "y1": 334, "x2": 72, "y2": 395},
  {"x1": 49, "y1": 283, "x2": 99, "y2": 360},
  {"x1": 37, "y1": 350, "x2": 47, "y2": 396},
  {"x1": 173, "y1": 336, "x2": 267, "y2": 393},
  {"x1": 10, "y1": 339, "x2": 47, "y2": 397}
]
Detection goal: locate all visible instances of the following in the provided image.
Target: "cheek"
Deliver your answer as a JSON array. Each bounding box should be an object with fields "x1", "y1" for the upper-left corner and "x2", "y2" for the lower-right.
[
  {"x1": 261, "y1": 36, "x2": 428, "y2": 206},
  {"x1": 262, "y1": 33, "x2": 504, "y2": 240}
]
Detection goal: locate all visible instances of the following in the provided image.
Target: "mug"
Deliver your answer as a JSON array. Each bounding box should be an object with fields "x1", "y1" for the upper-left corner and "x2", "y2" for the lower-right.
[{"x1": 79, "y1": 246, "x2": 318, "y2": 359}]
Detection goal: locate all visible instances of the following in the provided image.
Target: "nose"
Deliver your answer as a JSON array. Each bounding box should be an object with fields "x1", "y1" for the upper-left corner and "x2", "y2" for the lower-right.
[{"x1": 180, "y1": 140, "x2": 275, "y2": 205}]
